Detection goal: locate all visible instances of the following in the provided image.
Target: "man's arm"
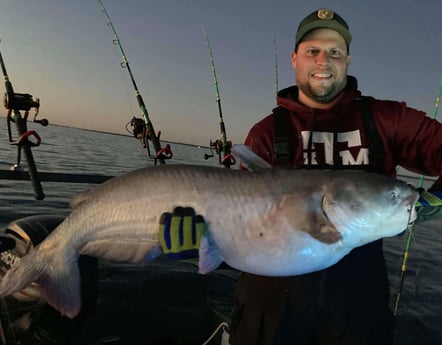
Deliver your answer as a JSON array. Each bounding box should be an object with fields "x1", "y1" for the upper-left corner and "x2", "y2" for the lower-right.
[{"x1": 415, "y1": 177, "x2": 442, "y2": 222}]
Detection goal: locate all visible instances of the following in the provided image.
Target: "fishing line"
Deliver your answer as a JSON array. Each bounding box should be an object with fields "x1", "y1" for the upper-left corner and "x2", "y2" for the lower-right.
[
  {"x1": 273, "y1": 37, "x2": 279, "y2": 101},
  {"x1": 119, "y1": 58, "x2": 136, "y2": 122},
  {"x1": 201, "y1": 321, "x2": 229, "y2": 345}
]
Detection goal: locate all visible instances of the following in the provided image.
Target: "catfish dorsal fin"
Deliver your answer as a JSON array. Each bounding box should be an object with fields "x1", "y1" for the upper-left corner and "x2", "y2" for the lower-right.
[
  {"x1": 231, "y1": 144, "x2": 271, "y2": 172},
  {"x1": 70, "y1": 189, "x2": 93, "y2": 209}
]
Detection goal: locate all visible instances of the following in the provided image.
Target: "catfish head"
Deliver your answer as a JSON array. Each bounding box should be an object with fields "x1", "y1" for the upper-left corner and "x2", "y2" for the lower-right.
[{"x1": 321, "y1": 171, "x2": 419, "y2": 248}]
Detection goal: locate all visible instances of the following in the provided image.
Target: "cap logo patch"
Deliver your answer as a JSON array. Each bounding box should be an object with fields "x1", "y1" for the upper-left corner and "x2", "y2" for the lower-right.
[{"x1": 317, "y1": 9, "x2": 334, "y2": 20}]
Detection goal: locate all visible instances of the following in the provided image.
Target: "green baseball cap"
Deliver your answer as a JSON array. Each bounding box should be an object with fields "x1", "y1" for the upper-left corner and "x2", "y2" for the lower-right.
[{"x1": 295, "y1": 9, "x2": 352, "y2": 48}]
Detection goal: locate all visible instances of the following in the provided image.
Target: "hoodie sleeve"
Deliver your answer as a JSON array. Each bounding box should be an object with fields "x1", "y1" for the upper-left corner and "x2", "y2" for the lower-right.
[
  {"x1": 372, "y1": 100, "x2": 442, "y2": 180},
  {"x1": 243, "y1": 115, "x2": 276, "y2": 166}
]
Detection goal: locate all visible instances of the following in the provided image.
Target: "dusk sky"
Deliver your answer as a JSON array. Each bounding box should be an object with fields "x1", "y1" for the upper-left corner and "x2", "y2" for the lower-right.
[{"x1": 0, "y1": 0, "x2": 441, "y2": 146}]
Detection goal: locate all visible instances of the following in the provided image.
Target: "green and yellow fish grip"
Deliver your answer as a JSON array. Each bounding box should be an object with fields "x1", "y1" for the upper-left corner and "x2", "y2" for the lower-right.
[
  {"x1": 159, "y1": 207, "x2": 206, "y2": 260},
  {"x1": 415, "y1": 189, "x2": 442, "y2": 223}
]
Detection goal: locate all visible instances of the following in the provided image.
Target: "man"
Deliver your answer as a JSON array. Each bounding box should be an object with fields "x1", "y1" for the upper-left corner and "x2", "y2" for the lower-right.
[{"x1": 228, "y1": 8, "x2": 442, "y2": 345}]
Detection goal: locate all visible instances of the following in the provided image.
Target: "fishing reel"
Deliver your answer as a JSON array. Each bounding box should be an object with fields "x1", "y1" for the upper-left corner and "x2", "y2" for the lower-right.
[
  {"x1": 4, "y1": 91, "x2": 39, "y2": 112},
  {"x1": 204, "y1": 139, "x2": 236, "y2": 168},
  {"x1": 0, "y1": 215, "x2": 98, "y2": 303},
  {"x1": 4, "y1": 91, "x2": 48, "y2": 127},
  {"x1": 0, "y1": 215, "x2": 99, "y2": 343},
  {"x1": 204, "y1": 139, "x2": 221, "y2": 160},
  {"x1": 0, "y1": 215, "x2": 65, "y2": 303},
  {"x1": 125, "y1": 116, "x2": 172, "y2": 164},
  {"x1": 126, "y1": 116, "x2": 146, "y2": 146}
]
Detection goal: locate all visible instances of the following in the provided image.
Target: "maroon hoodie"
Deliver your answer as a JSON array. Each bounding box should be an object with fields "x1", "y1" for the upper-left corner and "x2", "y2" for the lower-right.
[{"x1": 245, "y1": 76, "x2": 442, "y2": 188}]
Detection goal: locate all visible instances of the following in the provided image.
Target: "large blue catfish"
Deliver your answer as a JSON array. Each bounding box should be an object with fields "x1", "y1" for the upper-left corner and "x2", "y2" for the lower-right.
[{"x1": 0, "y1": 145, "x2": 419, "y2": 318}]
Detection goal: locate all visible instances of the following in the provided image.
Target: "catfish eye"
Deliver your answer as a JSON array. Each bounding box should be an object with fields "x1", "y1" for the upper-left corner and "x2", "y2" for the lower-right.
[{"x1": 391, "y1": 190, "x2": 399, "y2": 202}]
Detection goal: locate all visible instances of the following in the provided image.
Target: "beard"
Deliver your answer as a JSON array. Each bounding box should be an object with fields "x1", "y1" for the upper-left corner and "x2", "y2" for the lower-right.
[{"x1": 297, "y1": 76, "x2": 347, "y2": 104}]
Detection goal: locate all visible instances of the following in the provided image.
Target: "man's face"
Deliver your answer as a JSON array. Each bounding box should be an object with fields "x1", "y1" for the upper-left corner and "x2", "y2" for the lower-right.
[{"x1": 292, "y1": 28, "x2": 351, "y2": 107}]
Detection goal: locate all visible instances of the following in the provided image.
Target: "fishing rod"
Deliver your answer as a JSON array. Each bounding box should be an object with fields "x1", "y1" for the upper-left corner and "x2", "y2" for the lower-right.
[
  {"x1": 97, "y1": 0, "x2": 171, "y2": 165},
  {"x1": 273, "y1": 38, "x2": 279, "y2": 100},
  {"x1": 0, "y1": 41, "x2": 48, "y2": 200},
  {"x1": 201, "y1": 25, "x2": 235, "y2": 168},
  {"x1": 393, "y1": 76, "x2": 442, "y2": 317}
]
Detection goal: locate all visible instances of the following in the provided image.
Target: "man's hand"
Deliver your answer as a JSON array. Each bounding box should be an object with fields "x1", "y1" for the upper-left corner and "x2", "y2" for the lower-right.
[
  {"x1": 158, "y1": 207, "x2": 206, "y2": 260},
  {"x1": 415, "y1": 188, "x2": 442, "y2": 223}
]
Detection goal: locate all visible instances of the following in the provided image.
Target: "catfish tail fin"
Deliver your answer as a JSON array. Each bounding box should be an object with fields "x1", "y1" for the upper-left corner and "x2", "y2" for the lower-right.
[{"x1": 0, "y1": 247, "x2": 82, "y2": 319}]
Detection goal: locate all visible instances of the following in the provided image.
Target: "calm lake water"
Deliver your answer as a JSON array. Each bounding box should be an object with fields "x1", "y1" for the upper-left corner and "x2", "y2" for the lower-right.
[
  {"x1": 0, "y1": 120, "x2": 221, "y2": 228},
  {"x1": 0, "y1": 120, "x2": 440, "y2": 345}
]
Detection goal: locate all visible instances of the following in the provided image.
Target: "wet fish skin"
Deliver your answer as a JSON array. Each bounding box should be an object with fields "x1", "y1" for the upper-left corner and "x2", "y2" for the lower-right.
[{"x1": 0, "y1": 145, "x2": 419, "y2": 318}]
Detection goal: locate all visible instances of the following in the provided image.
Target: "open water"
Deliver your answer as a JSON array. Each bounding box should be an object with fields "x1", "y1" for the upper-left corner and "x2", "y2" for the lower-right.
[{"x1": 0, "y1": 120, "x2": 441, "y2": 345}]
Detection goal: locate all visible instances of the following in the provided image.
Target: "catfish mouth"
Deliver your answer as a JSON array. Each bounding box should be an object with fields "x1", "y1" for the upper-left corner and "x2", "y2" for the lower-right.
[
  {"x1": 406, "y1": 188, "x2": 420, "y2": 225},
  {"x1": 321, "y1": 195, "x2": 332, "y2": 222},
  {"x1": 408, "y1": 205, "x2": 417, "y2": 225}
]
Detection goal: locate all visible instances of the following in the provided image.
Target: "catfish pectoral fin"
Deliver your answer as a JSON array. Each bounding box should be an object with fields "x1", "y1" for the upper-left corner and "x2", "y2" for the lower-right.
[{"x1": 309, "y1": 225, "x2": 342, "y2": 244}]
